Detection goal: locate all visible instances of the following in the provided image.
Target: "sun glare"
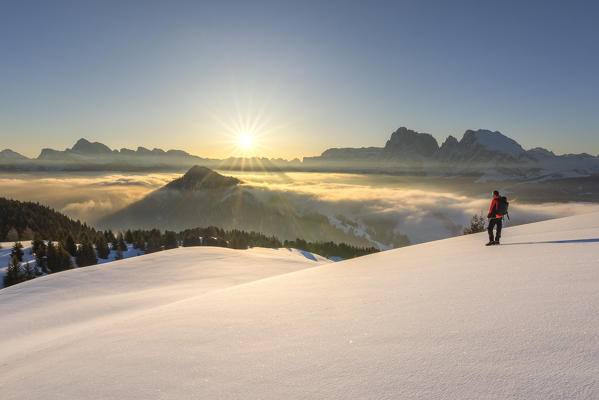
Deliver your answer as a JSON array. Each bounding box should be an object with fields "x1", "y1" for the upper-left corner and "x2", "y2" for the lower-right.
[{"x1": 239, "y1": 133, "x2": 253, "y2": 149}]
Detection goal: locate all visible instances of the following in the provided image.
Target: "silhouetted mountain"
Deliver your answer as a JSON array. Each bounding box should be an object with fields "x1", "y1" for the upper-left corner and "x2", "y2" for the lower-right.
[
  {"x1": 304, "y1": 127, "x2": 599, "y2": 179},
  {"x1": 98, "y1": 166, "x2": 394, "y2": 247},
  {"x1": 165, "y1": 166, "x2": 241, "y2": 191},
  {"x1": 0, "y1": 149, "x2": 28, "y2": 161},
  {"x1": 383, "y1": 127, "x2": 439, "y2": 159},
  {"x1": 71, "y1": 138, "x2": 113, "y2": 155}
]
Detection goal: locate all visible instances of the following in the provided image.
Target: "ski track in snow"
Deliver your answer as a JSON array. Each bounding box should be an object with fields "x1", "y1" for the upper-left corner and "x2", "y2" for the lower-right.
[{"x1": 1, "y1": 213, "x2": 599, "y2": 399}]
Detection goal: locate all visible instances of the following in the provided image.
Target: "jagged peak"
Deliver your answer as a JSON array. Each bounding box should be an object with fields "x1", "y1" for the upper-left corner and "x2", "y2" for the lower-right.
[
  {"x1": 384, "y1": 127, "x2": 439, "y2": 156},
  {"x1": 71, "y1": 138, "x2": 112, "y2": 154}
]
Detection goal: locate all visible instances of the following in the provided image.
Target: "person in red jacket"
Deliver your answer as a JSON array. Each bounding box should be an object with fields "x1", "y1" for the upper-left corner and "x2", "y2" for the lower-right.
[{"x1": 486, "y1": 190, "x2": 502, "y2": 246}]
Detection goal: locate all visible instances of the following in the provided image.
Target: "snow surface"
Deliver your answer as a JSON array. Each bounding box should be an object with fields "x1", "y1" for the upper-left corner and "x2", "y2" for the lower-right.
[
  {"x1": 472, "y1": 129, "x2": 525, "y2": 158},
  {"x1": 0, "y1": 242, "x2": 145, "y2": 288},
  {"x1": 1, "y1": 214, "x2": 599, "y2": 399}
]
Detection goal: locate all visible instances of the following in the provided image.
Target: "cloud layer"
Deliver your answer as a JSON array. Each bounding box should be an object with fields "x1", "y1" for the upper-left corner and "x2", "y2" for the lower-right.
[{"x1": 2, "y1": 171, "x2": 598, "y2": 246}]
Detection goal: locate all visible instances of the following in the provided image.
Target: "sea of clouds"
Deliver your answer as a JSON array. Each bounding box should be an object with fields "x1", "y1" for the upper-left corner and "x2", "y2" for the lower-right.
[{"x1": 2, "y1": 171, "x2": 598, "y2": 245}]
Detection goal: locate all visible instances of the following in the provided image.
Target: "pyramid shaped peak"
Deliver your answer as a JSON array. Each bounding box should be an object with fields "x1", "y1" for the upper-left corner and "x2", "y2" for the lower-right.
[{"x1": 165, "y1": 166, "x2": 241, "y2": 191}]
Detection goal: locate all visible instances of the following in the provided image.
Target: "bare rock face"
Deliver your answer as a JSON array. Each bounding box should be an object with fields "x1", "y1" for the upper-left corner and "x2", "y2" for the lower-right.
[
  {"x1": 382, "y1": 127, "x2": 440, "y2": 159},
  {"x1": 71, "y1": 138, "x2": 113, "y2": 155}
]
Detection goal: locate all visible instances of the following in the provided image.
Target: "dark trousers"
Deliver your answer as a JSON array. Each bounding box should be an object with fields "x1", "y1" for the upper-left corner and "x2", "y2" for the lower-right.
[{"x1": 488, "y1": 218, "x2": 502, "y2": 241}]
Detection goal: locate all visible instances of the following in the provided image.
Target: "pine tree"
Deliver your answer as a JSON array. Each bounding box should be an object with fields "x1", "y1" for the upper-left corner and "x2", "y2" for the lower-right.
[
  {"x1": 133, "y1": 233, "x2": 146, "y2": 252},
  {"x1": 164, "y1": 231, "x2": 178, "y2": 250},
  {"x1": 11, "y1": 242, "x2": 24, "y2": 263},
  {"x1": 463, "y1": 213, "x2": 486, "y2": 235},
  {"x1": 56, "y1": 245, "x2": 74, "y2": 271},
  {"x1": 65, "y1": 234, "x2": 77, "y2": 256},
  {"x1": 76, "y1": 239, "x2": 97, "y2": 267},
  {"x1": 3, "y1": 256, "x2": 24, "y2": 287},
  {"x1": 46, "y1": 241, "x2": 58, "y2": 272},
  {"x1": 117, "y1": 233, "x2": 127, "y2": 251},
  {"x1": 23, "y1": 262, "x2": 38, "y2": 280},
  {"x1": 31, "y1": 234, "x2": 45, "y2": 255},
  {"x1": 145, "y1": 229, "x2": 162, "y2": 253},
  {"x1": 111, "y1": 234, "x2": 119, "y2": 251},
  {"x1": 104, "y1": 230, "x2": 115, "y2": 244},
  {"x1": 95, "y1": 235, "x2": 110, "y2": 259},
  {"x1": 34, "y1": 239, "x2": 48, "y2": 272},
  {"x1": 115, "y1": 248, "x2": 124, "y2": 260},
  {"x1": 125, "y1": 230, "x2": 134, "y2": 244}
]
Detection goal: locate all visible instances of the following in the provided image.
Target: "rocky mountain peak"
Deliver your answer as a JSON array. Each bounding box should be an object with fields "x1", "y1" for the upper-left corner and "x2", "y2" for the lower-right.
[
  {"x1": 383, "y1": 127, "x2": 440, "y2": 157},
  {"x1": 165, "y1": 166, "x2": 241, "y2": 191},
  {"x1": 71, "y1": 138, "x2": 112, "y2": 154},
  {"x1": 460, "y1": 130, "x2": 525, "y2": 158}
]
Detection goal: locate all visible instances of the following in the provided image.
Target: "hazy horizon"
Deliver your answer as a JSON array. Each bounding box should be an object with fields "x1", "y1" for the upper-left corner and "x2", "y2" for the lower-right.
[{"x1": 2, "y1": 1, "x2": 598, "y2": 159}]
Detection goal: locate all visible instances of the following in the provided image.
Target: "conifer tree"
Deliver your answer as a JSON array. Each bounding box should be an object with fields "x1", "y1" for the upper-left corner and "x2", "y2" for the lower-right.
[
  {"x1": 145, "y1": 229, "x2": 162, "y2": 253},
  {"x1": 163, "y1": 231, "x2": 178, "y2": 249},
  {"x1": 125, "y1": 230, "x2": 134, "y2": 244},
  {"x1": 56, "y1": 245, "x2": 74, "y2": 271},
  {"x1": 23, "y1": 262, "x2": 38, "y2": 280},
  {"x1": 117, "y1": 233, "x2": 128, "y2": 251},
  {"x1": 11, "y1": 242, "x2": 24, "y2": 263},
  {"x1": 115, "y1": 248, "x2": 124, "y2": 260},
  {"x1": 65, "y1": 234, "x2": 77, "y2": 256},
  {"x1": 95, "y1": 235, "x2": 110, "y2": 259},
  {"x1": 463, "y1": 214, "x2": 486, "y2": 235},
  {"x1": 46, "y1": 241, "x2": 58, "y2": 272},
  {"x1": 133, "y1": 233, "x2": 146, "y2": 252},
  {"x1": 34, "y1": 239, "x2": 48, "y2": 272},
  {"x1": 32, "y1": 234, "x2": 45, "y2": 255},
  {"x1": 76, "y1": 239, "x2": 97, "y2": 267},
  {"x1": 111, "y1": 234, "x2": 119, "y2": 251},
  {"x1": 3, "y1": 256, "x2": 24, "y2": 287}
]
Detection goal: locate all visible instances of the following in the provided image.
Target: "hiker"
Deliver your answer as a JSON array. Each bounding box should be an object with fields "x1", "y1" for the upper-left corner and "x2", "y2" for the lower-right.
[{"x1": 486, "y1": 190, "x2": 504, "y2": 246}]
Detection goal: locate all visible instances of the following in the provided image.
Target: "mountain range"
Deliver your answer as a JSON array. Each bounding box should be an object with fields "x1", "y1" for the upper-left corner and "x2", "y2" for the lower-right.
[{"x1": 2, "y1": 128, "x2": 599, "y2": 180}]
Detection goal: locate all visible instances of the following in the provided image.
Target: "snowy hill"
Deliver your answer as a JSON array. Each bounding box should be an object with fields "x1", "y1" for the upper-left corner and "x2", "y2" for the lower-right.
[{"x1": 1, "y1": 213, "x2": 599, "y2": 399}]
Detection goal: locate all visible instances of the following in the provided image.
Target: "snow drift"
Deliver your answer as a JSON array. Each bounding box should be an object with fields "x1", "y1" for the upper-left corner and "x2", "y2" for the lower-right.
[{"x1": 1, "y1": 213, "x2": 599, "y2": 399}]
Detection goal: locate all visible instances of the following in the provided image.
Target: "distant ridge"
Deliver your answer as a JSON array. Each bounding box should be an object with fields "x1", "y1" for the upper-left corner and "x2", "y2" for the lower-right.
[{"x1": 2, "y1": 129, "x2": 599, "y2": 180}]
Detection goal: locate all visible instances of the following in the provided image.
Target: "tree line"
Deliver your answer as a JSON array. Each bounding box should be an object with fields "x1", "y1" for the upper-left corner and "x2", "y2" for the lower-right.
[{"x1": 1, "y1": 198, "x2": 380, "y2": 288}]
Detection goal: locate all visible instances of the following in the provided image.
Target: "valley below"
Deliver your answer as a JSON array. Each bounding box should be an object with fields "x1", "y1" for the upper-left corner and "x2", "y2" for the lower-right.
[{"x1": 2, "y1": 168, "x2": 598, "y2": 249}]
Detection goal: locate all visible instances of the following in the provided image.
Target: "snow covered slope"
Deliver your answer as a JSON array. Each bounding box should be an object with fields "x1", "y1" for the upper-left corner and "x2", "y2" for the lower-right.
[{"x1": 1, "y1": 214, "x2": 599, "y2": 399}]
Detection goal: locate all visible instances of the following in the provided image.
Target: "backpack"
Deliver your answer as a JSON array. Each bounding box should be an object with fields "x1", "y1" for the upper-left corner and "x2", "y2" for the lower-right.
[{"x1": 497, "y1": 196, "x2": 509, "y2": 218}]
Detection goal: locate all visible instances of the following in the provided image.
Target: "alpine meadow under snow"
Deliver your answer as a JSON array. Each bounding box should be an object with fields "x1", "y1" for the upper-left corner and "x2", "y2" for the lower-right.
[{"x1": 1, "y1": 212, "x2": 598, "y2": 399}]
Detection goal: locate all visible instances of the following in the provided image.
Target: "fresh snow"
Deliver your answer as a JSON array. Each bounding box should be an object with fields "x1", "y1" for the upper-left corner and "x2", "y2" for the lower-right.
[
  {"x1": 472, "y1": 129, "x2": 525, "y2": 158},
  {"x1": 1, "y1": 214, "x2": 599, "y2": 399},
  {"x1": 0, "y1": 242, "x2": 145, "y2": 288}
]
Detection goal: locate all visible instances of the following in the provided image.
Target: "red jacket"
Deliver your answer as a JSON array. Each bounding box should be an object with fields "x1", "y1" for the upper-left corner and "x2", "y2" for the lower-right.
[{"x1": 488, "y1": 196, "x2": 502, "y2": 219}]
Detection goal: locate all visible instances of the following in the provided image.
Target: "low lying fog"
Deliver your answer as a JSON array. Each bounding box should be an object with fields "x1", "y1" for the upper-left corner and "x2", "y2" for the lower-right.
[{"x1": 2, "y1": 171, "x2": 598, "y2": 246}]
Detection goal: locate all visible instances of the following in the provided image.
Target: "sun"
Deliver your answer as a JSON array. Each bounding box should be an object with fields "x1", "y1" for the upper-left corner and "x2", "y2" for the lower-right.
[{"x1": 239, "y1": 133, "x2": 253, "y2": 149}]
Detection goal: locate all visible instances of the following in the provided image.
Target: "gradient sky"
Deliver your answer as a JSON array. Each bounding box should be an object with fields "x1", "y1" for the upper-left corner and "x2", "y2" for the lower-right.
[{"x1": 1, "y1": 0, "x2": 598, "y2": 159}]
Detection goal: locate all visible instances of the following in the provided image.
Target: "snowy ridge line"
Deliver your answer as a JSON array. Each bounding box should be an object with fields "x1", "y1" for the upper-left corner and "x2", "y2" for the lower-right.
[{"x1": 2, "y1": 212, "x2": 599, "y2": 398}]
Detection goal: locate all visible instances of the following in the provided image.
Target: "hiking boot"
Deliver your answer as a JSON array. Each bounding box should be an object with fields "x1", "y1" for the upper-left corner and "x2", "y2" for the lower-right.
[{"x1": 485, "y1": 241, "x2": 495, "y2": 246}]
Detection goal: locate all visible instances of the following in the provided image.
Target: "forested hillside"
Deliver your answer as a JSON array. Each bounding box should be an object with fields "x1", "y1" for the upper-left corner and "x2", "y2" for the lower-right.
[{"x1": 0, "y1": 197, "x2": 97, "y2": 241}]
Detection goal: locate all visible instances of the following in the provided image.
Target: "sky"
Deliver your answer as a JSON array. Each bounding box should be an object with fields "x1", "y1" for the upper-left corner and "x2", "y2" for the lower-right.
[{"x1": 1, "y1": 0, "x2": 598, "y2": 159}]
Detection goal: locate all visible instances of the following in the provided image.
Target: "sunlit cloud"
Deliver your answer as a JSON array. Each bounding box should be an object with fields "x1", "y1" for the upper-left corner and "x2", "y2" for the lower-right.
[{"x1": 2, "y1": 171, "x2": 599, "y2": 246}]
